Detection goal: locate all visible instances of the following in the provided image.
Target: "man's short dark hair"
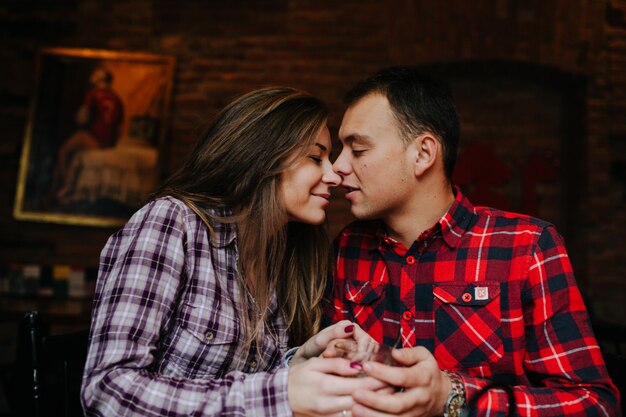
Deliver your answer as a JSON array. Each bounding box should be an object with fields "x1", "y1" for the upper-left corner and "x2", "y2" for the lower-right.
[{"x1": 345, "y1": 66, "x2": 460, "y2": 179}]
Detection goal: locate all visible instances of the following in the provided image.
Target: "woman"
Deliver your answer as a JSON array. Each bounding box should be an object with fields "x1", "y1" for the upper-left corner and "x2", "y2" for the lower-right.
[{"x1": 81, "y1": 87, "x2": 381, "y2": 417}]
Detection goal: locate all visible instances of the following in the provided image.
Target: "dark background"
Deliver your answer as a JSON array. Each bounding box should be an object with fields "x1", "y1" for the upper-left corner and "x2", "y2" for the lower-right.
[{"x1": 0, "y1": 0, "x2": 624, "y2": 325}]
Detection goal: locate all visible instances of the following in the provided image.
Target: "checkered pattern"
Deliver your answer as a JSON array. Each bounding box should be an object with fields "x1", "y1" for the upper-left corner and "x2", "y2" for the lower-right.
[
  {"x1": 324, "y1": 187, "x2": 620, "y2": 416},
  {"x1": 82, "y1": 197, "x2": 292, "y2": 417}
]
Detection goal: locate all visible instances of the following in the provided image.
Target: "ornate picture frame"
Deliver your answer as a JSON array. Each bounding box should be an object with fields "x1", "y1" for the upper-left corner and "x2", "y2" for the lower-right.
[{"x1": 14, "y1": 47, "x2": 175, "y2": 227}]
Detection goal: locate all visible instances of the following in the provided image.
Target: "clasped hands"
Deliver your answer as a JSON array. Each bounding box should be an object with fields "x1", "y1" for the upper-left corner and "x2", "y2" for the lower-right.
[{"x1": 287, "y1": 321, "x2": 451, "y2": 417}]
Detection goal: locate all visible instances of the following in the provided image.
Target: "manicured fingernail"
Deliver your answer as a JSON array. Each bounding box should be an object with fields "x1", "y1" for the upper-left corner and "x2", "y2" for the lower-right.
[
  {"x1": 350, "y1": 361, "x2": 364, "y2": 370},
  {"x1": 344, "y1": 325, "x2": 354, "y2": 333}
]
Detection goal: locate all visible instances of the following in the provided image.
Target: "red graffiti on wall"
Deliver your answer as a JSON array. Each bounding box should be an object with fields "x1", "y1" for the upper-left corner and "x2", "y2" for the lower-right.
[
  {"x1": 453, "y1": 142, "x2": 559, "y2": 217},
  {"x1": 522, "y1": 151, "x2": 559, "y2": 216},
  {"x1": 453, "y1": 142, "x2": 512, "y2": 210}
]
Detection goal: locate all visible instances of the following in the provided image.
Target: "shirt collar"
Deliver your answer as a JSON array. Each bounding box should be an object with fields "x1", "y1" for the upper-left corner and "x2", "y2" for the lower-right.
[
  {"x1": 206, "y1": 207, "x2": 237, "y2": 248},
  {"x1": 371, "y1": 221, "x2": 390, "y2": 251},
  {"x1": 373, "y1": 185, "x2": 475, "y2": 250},
  {"x1": 437, "y1": 185, "x2": 475, "y2": 248}
]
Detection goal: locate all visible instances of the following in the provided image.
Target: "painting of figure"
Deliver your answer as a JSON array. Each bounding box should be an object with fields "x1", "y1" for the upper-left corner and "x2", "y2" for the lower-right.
[{"x1": 14, "y1": 48, "x2": 175, "y2": 227}]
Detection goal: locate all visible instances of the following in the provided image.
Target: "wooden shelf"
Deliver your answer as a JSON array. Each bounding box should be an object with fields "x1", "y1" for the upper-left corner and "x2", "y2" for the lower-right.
[{"x1": 0, "y1": 296, "x2": 93, "y2": 327}]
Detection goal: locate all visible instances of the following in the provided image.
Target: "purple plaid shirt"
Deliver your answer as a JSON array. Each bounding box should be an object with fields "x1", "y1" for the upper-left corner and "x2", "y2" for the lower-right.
[{"x1": 81, "y1": 197, "x2": 292, "y2": 417}]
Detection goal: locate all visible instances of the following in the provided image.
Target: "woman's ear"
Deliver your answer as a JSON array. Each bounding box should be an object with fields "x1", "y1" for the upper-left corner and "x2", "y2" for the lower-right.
[{"x1": 413, "y1": 134, "x2": 438, "y2": 177}]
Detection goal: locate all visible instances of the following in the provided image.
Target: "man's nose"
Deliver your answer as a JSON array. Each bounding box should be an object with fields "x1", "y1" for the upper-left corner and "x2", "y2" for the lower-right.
[{"x1": 332, "y1": 149, "x2": 351, "y2": 176}]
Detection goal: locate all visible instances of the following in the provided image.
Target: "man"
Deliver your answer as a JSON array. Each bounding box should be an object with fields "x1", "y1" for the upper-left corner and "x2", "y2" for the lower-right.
[{"x1": 324, "y1": 67, "x2": 619, "y2": 416}]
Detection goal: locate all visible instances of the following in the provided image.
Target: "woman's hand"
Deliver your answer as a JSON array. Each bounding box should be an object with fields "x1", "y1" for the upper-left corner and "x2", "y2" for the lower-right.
[
  {"x1": 291, "y1": 320, "x2": 376, "y2": 365},
  {"x1": 288, "y1": 356, "x2": 388, "y2": 417}
]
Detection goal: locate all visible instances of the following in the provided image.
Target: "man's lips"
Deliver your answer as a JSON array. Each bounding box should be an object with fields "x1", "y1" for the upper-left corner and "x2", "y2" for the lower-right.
[{"x1": 342, "y1": 186, "x2": 360, "y2": 201}]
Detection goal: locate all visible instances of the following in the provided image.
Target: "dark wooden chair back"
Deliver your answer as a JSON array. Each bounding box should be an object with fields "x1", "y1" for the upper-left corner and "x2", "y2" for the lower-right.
[
  {"x1": 602, "y1": 351, "x2": 626, "y2": 415},
  {"x1": 22, "y1": 311, "x2": 90, "y2": 417},
  {"x1": 590, "y1": 317, "x2": 626, "y2": 414}
]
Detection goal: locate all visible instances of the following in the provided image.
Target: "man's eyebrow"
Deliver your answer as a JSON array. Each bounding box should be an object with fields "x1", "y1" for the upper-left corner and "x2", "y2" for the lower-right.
[
  {"x1": 314, "y1": 142, "x2": 327, "y2": 152},
  {"x1": 342, "y1": 134, "x2": 370, "y2": 145}
]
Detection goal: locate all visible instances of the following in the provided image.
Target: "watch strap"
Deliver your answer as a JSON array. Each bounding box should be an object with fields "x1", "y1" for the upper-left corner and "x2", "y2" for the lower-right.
[{"x1": 442, "y1": 370, "x2": 466, "y2": 417}]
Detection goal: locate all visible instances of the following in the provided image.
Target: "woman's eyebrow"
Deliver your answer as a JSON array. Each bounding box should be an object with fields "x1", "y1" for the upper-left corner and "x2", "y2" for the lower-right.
[{"x1": 314, "y1": 143, "x2": 328, "y2": 152}]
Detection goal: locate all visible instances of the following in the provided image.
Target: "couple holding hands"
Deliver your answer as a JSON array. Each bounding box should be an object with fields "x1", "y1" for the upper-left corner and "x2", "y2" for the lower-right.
[{"x1": 81, "y1": 67, "x2": 620, "y2": 417}]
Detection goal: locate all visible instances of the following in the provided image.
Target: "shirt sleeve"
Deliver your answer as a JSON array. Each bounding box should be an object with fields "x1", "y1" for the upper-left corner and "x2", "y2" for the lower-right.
[
  {"x1": 81, "y1": 199, "x2": 293, "y2": 417},
  {"x1": 322, "y1": 238, "x2": 350, "y2": 328},
  {"x1": 460, "y1": 225, "x2": 620, "y2": 417}
]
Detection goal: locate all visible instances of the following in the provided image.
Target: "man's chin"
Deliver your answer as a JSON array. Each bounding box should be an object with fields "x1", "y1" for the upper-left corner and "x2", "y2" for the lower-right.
[{"x1": 349, "y1": 207, "x2": 374, "y2": 221}]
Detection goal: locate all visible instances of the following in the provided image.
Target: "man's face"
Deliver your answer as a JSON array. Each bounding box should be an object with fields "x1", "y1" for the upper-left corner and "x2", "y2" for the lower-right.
[{"x1": 333, "y1": 93, "x2": 416, "y2": 221}]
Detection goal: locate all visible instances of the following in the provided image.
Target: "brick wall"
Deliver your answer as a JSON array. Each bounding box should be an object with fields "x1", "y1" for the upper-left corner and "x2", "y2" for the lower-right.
[{"x1": 0, "y1": 0, "x2": 624, "y2": 323}]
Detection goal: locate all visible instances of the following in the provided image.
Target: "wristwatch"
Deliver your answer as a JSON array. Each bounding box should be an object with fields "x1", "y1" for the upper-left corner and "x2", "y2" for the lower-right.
[{"x1": 442, "y1": 370, "x2": 466, "y2": 417}]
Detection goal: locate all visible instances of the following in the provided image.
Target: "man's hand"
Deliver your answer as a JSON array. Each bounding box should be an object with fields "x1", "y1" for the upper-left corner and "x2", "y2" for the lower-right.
[{"x1": 351, "y1": 346, "x2": 451, "y2": 417}]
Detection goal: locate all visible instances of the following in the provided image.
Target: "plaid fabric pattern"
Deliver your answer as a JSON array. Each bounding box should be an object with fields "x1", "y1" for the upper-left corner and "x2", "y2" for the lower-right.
[
  {"x1": 81, "y1": 197, "x2": 292, "y2": 417},
  {"x1": 324, "y1": 188, "x2": 620, "y2": 416}
]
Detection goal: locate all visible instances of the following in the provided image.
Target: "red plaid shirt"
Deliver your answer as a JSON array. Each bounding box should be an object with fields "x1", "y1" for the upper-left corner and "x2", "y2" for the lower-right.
[{"x1": 324, "y1": 188, "x2": 619, "y2": 416}]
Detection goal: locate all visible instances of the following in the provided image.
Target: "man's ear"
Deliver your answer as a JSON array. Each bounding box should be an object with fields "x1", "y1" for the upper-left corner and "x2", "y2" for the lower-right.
[{"x1": 412, "y1": 134, "x2": 438, "y2": 177}]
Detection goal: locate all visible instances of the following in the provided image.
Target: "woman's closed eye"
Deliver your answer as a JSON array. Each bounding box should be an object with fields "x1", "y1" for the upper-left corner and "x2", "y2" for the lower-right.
[{"x1": 309, "y1": 155, "x2": 322, "y2": 164}]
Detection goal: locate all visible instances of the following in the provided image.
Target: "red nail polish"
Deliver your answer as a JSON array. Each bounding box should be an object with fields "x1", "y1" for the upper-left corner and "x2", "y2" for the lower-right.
[
  {"x1": 350, "y1": 361, "x2": 364, "y2": 370},
  {"x1": 344, "y1": 325, "x2": 354, "y2": 333}
]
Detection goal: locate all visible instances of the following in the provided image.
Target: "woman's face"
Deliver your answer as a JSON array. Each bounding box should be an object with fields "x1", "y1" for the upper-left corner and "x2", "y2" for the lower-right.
[{"x1": 280, "y1": 125, "x2": 341, "y2": 225}]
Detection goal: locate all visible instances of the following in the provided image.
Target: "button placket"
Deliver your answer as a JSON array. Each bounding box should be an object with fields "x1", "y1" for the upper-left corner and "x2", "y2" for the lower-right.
[
  {"x1": 399, "y1": 252, "x2": 416, "y2": 346},
  {"x1": 246, "y1": 341, "x2": 257, "y2": 372}
]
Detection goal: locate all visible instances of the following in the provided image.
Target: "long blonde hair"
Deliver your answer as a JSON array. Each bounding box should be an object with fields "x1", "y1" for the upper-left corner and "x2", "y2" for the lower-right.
[{"x1": 154, "y1": 87, "x2": 330, "y2": 347}]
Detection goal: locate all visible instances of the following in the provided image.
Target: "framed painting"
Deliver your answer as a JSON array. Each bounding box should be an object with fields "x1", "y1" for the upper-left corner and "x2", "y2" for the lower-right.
[{"x1": 14, "y1": 47, "x2": 175, "y2": 227}]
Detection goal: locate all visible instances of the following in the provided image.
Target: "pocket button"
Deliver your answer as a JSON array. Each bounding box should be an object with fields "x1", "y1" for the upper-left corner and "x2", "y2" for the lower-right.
[
  {"x1": 205, "y1": 331, "x2": 214, "y2": 342},
  {"x1": 461, "y1": 293, "x2": 472, "y2": 302}
]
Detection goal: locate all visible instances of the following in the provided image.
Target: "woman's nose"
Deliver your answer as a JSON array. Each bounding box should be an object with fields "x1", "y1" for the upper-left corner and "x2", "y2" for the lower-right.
[{"x1": 323, "y1": 166, "x2": 342, "y2": 186}]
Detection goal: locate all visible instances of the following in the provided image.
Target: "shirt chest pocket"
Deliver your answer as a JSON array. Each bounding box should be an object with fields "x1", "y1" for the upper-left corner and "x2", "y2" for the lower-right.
[
  {"x1": 433, "y1": 282, "x2": 503, "y2": 368},
  {"x1": 165, "y1": 302, "x2": 240, "y2": 379},
  {"x1": 344, "y1": 280, "x2": 384, "y2": 328}
]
